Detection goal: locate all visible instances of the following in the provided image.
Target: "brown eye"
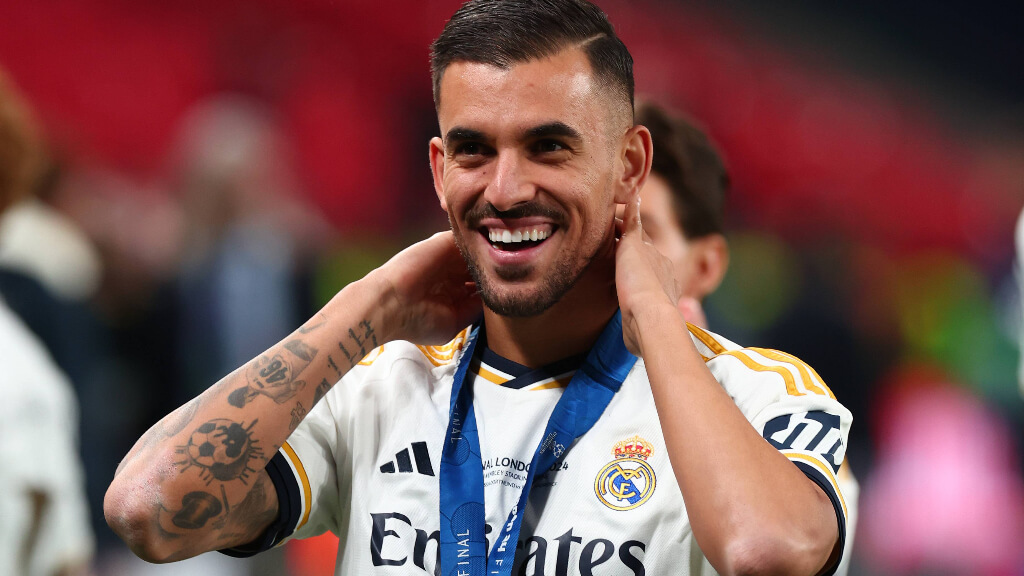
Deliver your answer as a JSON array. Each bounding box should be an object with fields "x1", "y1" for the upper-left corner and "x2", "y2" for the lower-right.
[
  {"x1": 456, "y1": 142, "x2": 482, "y2": 156},
  {"x1": 534, "y1": 140, "x2": 566, "y2": 153}
]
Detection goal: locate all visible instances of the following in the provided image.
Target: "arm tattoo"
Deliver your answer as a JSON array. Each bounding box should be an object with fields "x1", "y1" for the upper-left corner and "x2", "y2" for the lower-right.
[
  {"x1": 327, "y1": 355, "x2": 342, "y2": 377},
  {"x1": 313, "y1": 379, "x2": 332, "y2": 405},
  {"x1": 289, "y1": 401, "x2": 306, "y2": 431},
  {"x1": 171, "y1": 491, "x2": 223, "y2": 530},
  {"x1": 175, "y1": 419, "x2": 264, "y2": 485},
  {"x1": 114, "y1": 397, "x2": 205, "y2": 477},
  {"x1": 155, "y1": 473, "x2": 278, "y2": 556},
  {"x1": 217, "y1": 473, "x2": 278, "y2": 544},
  {"x1": 229, "y1": 338, "x2": 319, "y2": 408},
  {"x1": 336, "y1": 319, "x2": 378, "y2": 369}
]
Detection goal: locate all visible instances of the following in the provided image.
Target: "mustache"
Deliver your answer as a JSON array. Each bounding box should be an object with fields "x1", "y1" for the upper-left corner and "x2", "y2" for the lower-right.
[{"x1": 466, "y1": 202, "x2": 564, "y2": 228}]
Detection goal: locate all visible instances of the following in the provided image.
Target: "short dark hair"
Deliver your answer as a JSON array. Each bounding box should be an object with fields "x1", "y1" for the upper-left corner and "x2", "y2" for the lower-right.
[
  {"x1": 637, "y1": 100, "x2": 729, "y2": 238},
  {"x1": 430, "y1": 0, "x2": 634, "y2": 112}
]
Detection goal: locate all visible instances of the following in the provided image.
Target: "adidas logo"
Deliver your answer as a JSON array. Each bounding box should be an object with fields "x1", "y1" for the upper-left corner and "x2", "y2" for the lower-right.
[{"x1": 379, "y1": 441, "x2": 434, "y2": 476}]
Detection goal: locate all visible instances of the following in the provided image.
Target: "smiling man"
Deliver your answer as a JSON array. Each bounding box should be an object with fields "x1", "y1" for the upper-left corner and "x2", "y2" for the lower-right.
[{"x1": 105, "y1": 1, "x2": 852, "y2": 575}]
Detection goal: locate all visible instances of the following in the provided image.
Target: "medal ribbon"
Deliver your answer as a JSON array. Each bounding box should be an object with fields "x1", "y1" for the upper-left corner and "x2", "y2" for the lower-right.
[{"x1": 439, "y1": 311, "x2": 636, "y2": 576}]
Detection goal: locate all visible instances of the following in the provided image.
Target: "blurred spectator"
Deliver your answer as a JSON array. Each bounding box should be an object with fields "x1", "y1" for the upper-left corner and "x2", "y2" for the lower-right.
[
  {"x1": 859, "y1": 367, "x2": 1024, "y2": 574},
  {"x1": 170, "y1": 95, "x2": 330, "y2": 400},
  {"x1": 0, "y1": 67, "x2": 93, "y2": 576},
  {"x1": 0, "y1": 162, "x2": 102, "y2": 303}
]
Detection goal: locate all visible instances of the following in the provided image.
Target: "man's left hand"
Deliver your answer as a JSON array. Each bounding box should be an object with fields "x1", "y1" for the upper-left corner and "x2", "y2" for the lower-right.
[{"x1": 615, "y1": 193, "x2": 680, "y2": 356}]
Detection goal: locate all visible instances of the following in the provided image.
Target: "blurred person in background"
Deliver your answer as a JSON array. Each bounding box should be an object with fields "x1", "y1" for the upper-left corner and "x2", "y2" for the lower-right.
[
  {"x1": 170, "y1": 95, "x2": 331, "y2": 403},
  {"x1": 629, "y1": 99, "x2": 860, "y2": 575},
  {"x1": 0, "y1": 67, "x2": 94, "y2": 576},
  {"x1": 96, "y1": 94, "x2": 333, "y2": 576}
]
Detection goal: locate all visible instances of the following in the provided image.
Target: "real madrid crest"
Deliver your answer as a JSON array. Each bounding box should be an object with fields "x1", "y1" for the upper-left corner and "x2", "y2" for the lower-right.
[{"x1": 594, "y1": 435, "x2": 657, "y2": 511}]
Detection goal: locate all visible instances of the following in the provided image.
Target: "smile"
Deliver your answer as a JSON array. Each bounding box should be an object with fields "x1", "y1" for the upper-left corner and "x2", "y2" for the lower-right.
[{"x1": 482, "y1": 225, "x2": 556, "y2": 252}]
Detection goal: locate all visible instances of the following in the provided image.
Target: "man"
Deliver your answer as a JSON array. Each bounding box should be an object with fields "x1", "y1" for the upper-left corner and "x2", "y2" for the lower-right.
[
  {"x1": 633, "y1": 99, "x2": 859, "y2": 575},
  {"x1": 105, "y1": 1, "x2": 851, "y2": 574},
  {"x1": 0, "y1": 68, "x2": 94, "y2": 576}
]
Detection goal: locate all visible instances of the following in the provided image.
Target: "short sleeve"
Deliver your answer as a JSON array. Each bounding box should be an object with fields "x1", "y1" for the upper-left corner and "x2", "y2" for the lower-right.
[
  {"x1": 220, "y1": 388, "x2": 346, "y2": 557},
  {"x1": 691, "y1": 325, "x2": 853, "y2": 575}
]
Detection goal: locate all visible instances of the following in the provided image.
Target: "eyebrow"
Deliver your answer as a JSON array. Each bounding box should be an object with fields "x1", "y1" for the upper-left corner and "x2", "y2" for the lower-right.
[
  {"x1": 444, "y1": 127, "x2": 486, "y2": 146},
  {"x1": 442, "y1": 121, "x2": 583, "y2": 150},
  {"x1": 526, "y1": 122, "x2": 581, "y2": 141}
]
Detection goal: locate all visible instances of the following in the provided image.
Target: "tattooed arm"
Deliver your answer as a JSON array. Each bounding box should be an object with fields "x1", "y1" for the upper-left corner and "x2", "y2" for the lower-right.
[{"x1": 104, "y1": 232, "x2": 480, "y2": 562}]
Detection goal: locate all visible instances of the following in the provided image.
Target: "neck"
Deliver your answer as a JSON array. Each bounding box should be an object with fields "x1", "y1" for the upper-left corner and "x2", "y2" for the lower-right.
[{"x1": 483, "y1": 248, "x2": 618, "y2": 368}]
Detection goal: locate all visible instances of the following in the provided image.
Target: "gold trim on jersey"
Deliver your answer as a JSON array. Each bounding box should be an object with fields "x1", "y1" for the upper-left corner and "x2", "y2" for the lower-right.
[
  {"x1": 416, "y1": 327, "x2": 471, "y2": 367},
  {"x1": 687, "y1": 323, "x2": 727, "y2": 355},
  {"x1": 751, "y1": 348, "x2": 835, "y2": 399},
  {"x1": 686, "y1": 324, "x2": 835, "y2": 399},
  {"x1": 281, "y1": 441, "x2": 312, "y2": 532},
  {"x1": 474, "y1": 362, "x2": 510, "y2": 385},
  {"x1": 784, "y1": 451, "x2": 848, "y2": 519},
  {"x1": 470, "y1": 358, "x2": 574, "y2": 391},
  {"x1": 719, "y1": 350, "x2": 805, "y2": 397}
]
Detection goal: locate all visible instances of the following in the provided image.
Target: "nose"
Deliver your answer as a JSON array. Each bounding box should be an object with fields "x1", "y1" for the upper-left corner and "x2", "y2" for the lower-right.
[{"x1": 483, "y1": 151, "x2": 535, "y2": 212}]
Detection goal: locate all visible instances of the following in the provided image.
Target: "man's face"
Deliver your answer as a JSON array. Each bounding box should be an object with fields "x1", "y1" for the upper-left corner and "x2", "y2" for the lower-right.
[{"x1": 430, "y1": 48, "x2": 629, "y2": 317}]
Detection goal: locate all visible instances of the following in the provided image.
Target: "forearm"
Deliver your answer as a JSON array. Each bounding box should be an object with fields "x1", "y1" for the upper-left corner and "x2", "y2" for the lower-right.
[
  {"x1": 634, "y1": 303, "x2": 836, "y2": 576},
  {"x1": 105, "y1": 276, "x2": 394, "y2": 562}
]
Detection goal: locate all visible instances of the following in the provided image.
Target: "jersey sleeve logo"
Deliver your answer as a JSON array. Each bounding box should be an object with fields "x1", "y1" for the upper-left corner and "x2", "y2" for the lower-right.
[
  {"x1": 763, "y1": 411, "x2": 845, "y2": 472},
  {"x1": 594, "y1": 436, "x2": 657, "y2": 511}
]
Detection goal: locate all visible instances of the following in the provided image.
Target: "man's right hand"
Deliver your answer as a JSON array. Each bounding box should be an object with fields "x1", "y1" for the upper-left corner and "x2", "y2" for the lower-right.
[
  {"x1": 368, "y1": 231, "x2": 481, "y2": 346},
  {"x1": 105, "y1": 230, "x2": 480, "y2": 563}
]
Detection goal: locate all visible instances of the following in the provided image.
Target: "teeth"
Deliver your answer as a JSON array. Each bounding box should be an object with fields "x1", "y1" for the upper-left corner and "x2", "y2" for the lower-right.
[{"x1": 486, "y1": 228, "x2": 552, "y2": 244}]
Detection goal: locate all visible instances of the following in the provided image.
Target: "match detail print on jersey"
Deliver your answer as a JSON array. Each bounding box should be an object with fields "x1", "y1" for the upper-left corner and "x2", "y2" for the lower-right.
[{"x1": 439, "y1": 311, "x2": 637, "y2": 576}]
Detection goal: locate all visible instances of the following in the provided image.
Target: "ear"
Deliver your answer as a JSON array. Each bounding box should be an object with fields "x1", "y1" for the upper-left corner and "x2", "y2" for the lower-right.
[
  {"x1": 686, "y1": 234, "x2": 730, "y2": 299},
  {"x1": 429, "y1": 136, "x2": 448, "y2": 212},
  {"x1": 614, "y1": 124, "x2": 653, "y2": 204}
]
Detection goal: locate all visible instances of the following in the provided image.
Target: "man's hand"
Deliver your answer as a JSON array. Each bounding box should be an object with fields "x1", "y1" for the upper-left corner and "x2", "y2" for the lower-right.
[
  {"x1": 368, "y1": 231, "x2": 482, "y2": 345},
  {"x1": 106, "y1": 230, "x2": 481, "y2": 563},
  {"x1": 614, "y1": 194, "x2": 680, "y2": 356}
]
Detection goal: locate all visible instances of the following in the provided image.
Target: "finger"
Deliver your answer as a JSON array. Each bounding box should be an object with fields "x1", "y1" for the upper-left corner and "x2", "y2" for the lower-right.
[
  {"x1": 623, "y1": 193, "x2": 642, "y2": 235},
  {"x1": 614, "y1": 216, "x2": 625, "y2": 239}
]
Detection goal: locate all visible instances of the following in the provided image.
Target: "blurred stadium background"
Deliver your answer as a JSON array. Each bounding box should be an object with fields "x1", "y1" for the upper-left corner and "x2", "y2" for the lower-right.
[{"x1": 1, "y1": 0, "x2": 1022, "y2": 574}]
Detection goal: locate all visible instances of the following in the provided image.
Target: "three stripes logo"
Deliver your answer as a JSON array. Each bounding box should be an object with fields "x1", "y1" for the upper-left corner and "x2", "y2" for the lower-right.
[{"x1": 379, "y1": 441, "x2": 435, "y2": 476}]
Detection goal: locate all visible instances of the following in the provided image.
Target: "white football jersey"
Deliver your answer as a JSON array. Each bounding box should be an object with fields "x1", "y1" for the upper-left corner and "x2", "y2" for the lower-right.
[
  {"x1": 0, "y1": 298, "x2": 94, "y2": 576},
  {"x1": 232, "y1": 323, "x2": 852, "y2": 575}
]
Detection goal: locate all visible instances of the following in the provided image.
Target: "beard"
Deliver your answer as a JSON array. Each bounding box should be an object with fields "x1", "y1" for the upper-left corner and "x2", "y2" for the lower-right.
[
  {"x1": 450, "y1": 203, "x2": 601, "y2": 318},
  {"x1": 465, "y1": 252, "x2": 581, "y2": 317}
]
